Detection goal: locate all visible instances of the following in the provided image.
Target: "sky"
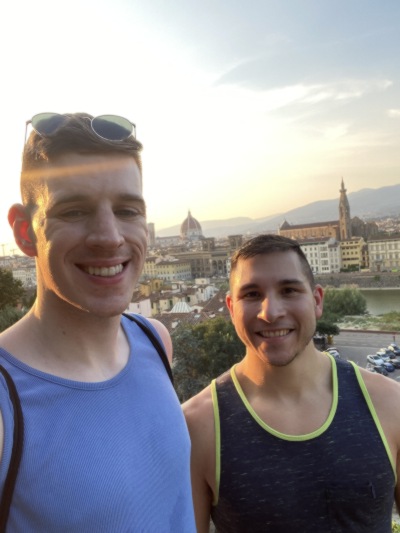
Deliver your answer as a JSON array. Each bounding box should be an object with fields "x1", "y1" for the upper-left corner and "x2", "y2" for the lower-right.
[{"x1": 1, "y1": 0, "x2": 399, "y2": 252}]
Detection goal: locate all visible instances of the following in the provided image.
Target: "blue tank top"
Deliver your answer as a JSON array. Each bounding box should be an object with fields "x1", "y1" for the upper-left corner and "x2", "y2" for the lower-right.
[
  {"x1": 210, "y1": 355, "x2": 396, "y2": 533},
  {"x1": 0, "y1": 314, "x2": 196, "y2": 533}
]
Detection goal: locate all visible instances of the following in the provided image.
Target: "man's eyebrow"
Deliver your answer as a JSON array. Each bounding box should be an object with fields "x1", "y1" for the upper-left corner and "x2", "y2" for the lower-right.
[
  {"x1": 119, "y1": 194, "x2": 147, "y2": 205},
  {"x1": 49, "y1": 194, "x2": 89, "y2": 205},
  {"x1": 121, "y1": 194, "x2": 147, "y2": 214},
  {"x1": 278, "y1": 278, "x2": 305, "y2": 286},
  {"x1": 238, "y1": 279, "x2": 305, "y2": 291},
  {"x1": 49, "y1": 193, "x2": 146, "y2": 206},
  {"x1": 237, "y1": 283, "x2": 260, "y2": 292}
]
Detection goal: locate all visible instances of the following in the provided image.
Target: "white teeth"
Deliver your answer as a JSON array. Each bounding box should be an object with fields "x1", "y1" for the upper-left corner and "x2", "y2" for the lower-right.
[
  {"x1": 85, "y1": 264, "x2": 123, "y2": 277},
  {"x1": 260, "y1": 329, "x2": 290, "y2": 338}
]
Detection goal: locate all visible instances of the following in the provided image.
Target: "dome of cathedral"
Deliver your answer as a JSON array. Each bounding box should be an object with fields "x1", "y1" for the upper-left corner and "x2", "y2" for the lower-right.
[{"x1": 180, "y1": 211, "x2": 203, "y2": 241}]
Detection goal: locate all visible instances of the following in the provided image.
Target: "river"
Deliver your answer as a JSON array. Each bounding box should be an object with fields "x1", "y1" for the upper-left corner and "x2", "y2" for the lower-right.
[{"x1": 359, "y1": 288, "x2": 400, "y2": 315}]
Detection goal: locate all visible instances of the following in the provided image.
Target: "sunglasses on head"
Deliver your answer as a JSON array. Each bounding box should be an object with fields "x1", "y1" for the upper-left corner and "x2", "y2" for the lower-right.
[{"x1": 25, "y1": 113, "x2": 136, "y2": 143}]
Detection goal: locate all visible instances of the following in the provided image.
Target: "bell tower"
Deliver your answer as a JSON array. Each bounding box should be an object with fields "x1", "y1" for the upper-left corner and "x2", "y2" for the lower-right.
[{"x1": 339, "y1": 178, "x2": 352, "y2": 240}]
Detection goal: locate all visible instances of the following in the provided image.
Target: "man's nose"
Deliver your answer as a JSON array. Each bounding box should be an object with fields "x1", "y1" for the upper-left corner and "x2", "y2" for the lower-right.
[
  {"x1": 86, "y1": 210, "x2": 124, "y2": 249},
  {"x1": 257, "y1": 296, "x2": 284, "y2": 323}
]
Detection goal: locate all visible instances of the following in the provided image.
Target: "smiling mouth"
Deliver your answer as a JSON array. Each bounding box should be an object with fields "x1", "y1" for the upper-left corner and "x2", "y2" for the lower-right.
[
  {"x1": 83, "y1": 264, "x2": 124, "y2": 277},
  {"x1": 258, "y1": 329, "x2": 291, "y2": 338}
]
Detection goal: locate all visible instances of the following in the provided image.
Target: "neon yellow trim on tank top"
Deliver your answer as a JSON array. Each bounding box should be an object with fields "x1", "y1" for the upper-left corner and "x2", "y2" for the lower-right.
[
  {"x1": 211, "y1": 354, "x2": 338, "y2": 504},
  {"x1": 230, "y1": 353, "x2": 338, "y2": 441},
  {"x1": 350, "y1": 361, "x2": 396, "y2": 480},
  {"x1": 211, "y1": 378, "x2": 221, "y2": 506},
  {"x1": 211, "y1": 355, "x2": 396, "y2": 505}
]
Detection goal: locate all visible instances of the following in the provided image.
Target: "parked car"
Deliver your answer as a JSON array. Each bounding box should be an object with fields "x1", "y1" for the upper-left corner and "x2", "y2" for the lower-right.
[
  {"x1": 327, "y1": 346, "x2": 339, "y2": 353},
  {"x1": 382, "y1": 361, "x2": 395, "y2": 372},
  {"x1": 388, "y1": 357, "x2": 400, "y2": 369},
  {"x1": 388, "y1": 343, "x2": 400, "y2": 356},
  {"x1": 376, "y1": 349, "x2": 391, "y2": 361},
  {"x1": 384, "y1": 347, "x2": 395, "y2": 355},
  {"x1": 366, "y1": 354, "x2": 384, "y2": 366},
  {"x1": 313, "y1": 335, "x2": 327, "y2": 350},
  {"x1": 372, "y1": 365, "x2": 389, "y2": 376},
  {"x1": 326, "y1": 347, "x2": 341, "y2": 359}
]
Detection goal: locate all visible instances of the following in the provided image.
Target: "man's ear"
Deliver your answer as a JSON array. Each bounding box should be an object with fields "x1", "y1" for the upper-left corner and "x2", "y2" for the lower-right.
[
  {"x1": 313, "y1": 284, "x2": 324, "y2": 320},
  {"x1": 8, "y1": 203, "x2": 37, "y2": 257},
  {"x1": 226, "y1": 292, "x2": 235, "y2": 323}
]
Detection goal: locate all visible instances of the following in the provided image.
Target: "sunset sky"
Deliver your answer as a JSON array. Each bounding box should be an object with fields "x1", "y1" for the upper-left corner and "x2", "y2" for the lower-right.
[{"x1": 1, "y1": 0, "x2": 399, "y2": 251}]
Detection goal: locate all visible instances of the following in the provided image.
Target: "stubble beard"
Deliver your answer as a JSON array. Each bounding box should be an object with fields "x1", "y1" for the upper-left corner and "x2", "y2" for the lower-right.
[{"x1": 264, "y1": 330, "x2": 316, "y2": 368}]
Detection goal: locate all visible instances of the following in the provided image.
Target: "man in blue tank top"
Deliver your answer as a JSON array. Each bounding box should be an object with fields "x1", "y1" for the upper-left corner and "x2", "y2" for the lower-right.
[
  {"x1": 184, "y1": 234, "x2": 400, "y2": 533},
  {"x1": 0, "y1": 113, "x2": 196, "y2": 532}
]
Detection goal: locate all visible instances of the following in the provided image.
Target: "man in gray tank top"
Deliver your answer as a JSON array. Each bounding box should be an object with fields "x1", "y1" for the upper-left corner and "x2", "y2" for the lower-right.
[
  {"x1": 0, "y1": 113, "x2": 196, "y2": 532},
  {"x1": 183, "y1": 234, "x2": 400, "y2": 533}
]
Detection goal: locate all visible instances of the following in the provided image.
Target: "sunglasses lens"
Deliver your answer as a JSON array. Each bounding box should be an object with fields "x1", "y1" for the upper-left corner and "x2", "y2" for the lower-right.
[
  {"x1": 91, "y1": 115, "x2": 134, "y2": 141},
  {"x1": 31, "y1": 113, "x2": 67, "y2": 136}
]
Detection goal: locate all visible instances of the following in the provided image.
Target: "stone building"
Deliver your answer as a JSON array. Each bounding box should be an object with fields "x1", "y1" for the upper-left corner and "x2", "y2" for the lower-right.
[
  {"x1": 368, "y1": 237, "x2": 400, "y2": 272},
  {"x1": 278, "y1": 179, "x2": 379, "y2": 270}
]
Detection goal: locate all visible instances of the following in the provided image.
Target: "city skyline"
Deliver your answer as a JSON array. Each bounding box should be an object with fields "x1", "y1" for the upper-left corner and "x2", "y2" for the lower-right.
[
  {"x1": 1, "y1": 180, "x2": 400, "y2": 255},
  {"x1": 1, "y1": 1, "x2": 400, "y2": 251}
]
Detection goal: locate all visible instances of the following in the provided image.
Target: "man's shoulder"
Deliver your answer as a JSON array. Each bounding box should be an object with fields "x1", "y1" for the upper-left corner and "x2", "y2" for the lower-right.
[
  {"x1": 0, "y1": 316, "x2": 28, "y2": 359},
  {"x1": 358, "y1": 366, "x2": 400, "y2": 461},
  {"x1": 123, "y1": 314, "x2": 169, "y2": 342},
  {"x1": 358, "y1": 365, "x2": 400, "y2": 426},
  {"x1": 183, "y1": 384, "x2": 216, "y2": 485},
  {"x1": 183, "y1": 384, "x2": 213, "y2": 422},
  {"x1": 359, "y1": 365, "x2": 400, "y2": 400},
  {"x1": 123, "y1": 313, "x2": 173, "y2": 363},
  {"x1": 183, "y1": 384, "x2": 218, "y2": 445},
  {"x1": 182, "y1": 367, "x2": 233, "y2": 422}
]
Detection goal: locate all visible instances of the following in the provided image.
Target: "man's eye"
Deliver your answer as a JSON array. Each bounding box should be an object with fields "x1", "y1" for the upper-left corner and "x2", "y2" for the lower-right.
[
  {"x1": 115, "y1": 208, "x2": 142, "y2": 218},
  {"x1": 60, "y1": 210, "x2": 86, "y2": 218},
  {"x1": 243, "y1": 291, "x2": 260, "y2": 299},
  {"x1": 283, "y1": 287, "x2": 297, "y2": 295}
]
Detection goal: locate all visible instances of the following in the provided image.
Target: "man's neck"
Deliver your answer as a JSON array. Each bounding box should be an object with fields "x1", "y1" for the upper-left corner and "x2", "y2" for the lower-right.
[
  {"x1": 234, "y1": 349, "x2": 334, "y2": 435},
  {"x1": 0, "y1": 304, "x2": 130, "y2": 382},
  {"x1": 236, "y1": 344, "x2": 331, "y2": 398}
]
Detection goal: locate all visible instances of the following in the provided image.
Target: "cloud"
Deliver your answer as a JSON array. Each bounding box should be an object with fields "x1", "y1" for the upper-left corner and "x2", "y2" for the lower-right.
[
  {"x1": 245, "y1": 79, "x2": 392, "y2": 116},
  {"x1": 388, "y1": 109, "x2": 400, "y2": 118}
]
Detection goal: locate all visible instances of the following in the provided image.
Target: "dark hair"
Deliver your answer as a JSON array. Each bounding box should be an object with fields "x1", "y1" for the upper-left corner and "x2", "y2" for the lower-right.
[
  {"x1": 21, "y1": 112, "x2": 143, "y2": 207},
  {"x1": 230, "y1": 234, "x2": 315, "y2": 287}
]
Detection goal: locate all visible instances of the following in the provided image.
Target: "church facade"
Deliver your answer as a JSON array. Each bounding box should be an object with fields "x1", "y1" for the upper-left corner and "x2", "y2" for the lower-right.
[{"x1": 278, "y1": 179, "x2": 377, "y2": 243}]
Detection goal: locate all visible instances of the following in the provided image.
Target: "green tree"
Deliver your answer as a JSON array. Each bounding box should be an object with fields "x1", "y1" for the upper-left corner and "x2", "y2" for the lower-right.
[
  {"x1": 173, "y1": 317, "x2": 244, "y2": 402},
  {"x1": 0, "y1": 306, "x2": 25, "y2": 332},
  {"x1": 315, "y1": 319, "x2": 340, "y2": 337},
  {"x1": 0, "y1": 268, "x2": 25, "y2": 310},
  {"x1": 322, "y1": 287, "x2": 367, "y2": 319},
  {"x1": 22, "y1": 287, "x2": 37, "y2": 309}
]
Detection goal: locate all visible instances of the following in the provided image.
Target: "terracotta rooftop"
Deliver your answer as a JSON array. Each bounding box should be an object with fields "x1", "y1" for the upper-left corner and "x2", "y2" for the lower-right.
[
  {"x1": 154, "y1": 311, "x2": 209, "y2": 334},
  {"x1": 281, "y1": 220, "x2": 339, "y2": 230},
  {"x1": 202, "y1": 289, "x2": 230, "y2": 318}
]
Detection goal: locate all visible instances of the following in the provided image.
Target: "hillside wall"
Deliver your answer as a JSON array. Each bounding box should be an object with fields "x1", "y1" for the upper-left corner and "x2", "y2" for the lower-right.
[{"x1": 315, "y1": 272, "x2": 400, "y2": 289}]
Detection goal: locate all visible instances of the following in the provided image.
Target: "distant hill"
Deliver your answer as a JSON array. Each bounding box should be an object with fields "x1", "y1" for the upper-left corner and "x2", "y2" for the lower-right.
[{"x1": 156, "y1": 184, "x2": 400, "y2": 238}]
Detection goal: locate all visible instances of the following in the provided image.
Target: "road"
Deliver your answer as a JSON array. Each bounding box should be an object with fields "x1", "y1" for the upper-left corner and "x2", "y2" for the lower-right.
[{"x1": 332, "y1": 330, "x2": 400, "y2": 380}]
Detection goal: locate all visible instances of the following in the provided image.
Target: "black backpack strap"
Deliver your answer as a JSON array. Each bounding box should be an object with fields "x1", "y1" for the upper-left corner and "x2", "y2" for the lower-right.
[
  {"x1": 122, "y1": 314, "x2": 174, "y2": 386},
  {"x1": 0, "y1": 365, "x2": 24, "y2": 532}
]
